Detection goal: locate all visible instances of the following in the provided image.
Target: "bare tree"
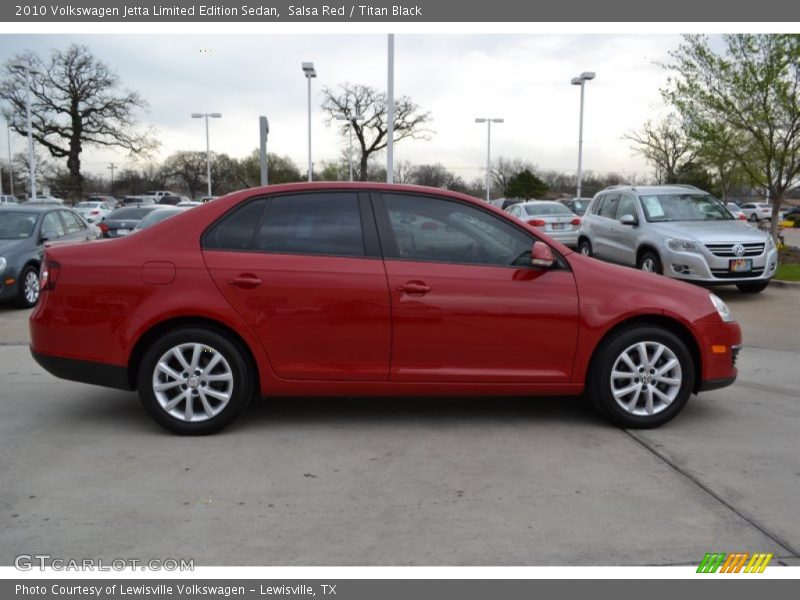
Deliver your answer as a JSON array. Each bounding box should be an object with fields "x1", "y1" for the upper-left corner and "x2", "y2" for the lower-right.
[
  {"x1": 490, "y1": 157, "x2": 536, "y2": 195},
  {"x1": 162, "y1": 151, "x2": 207, "y2": 199},
  {"x1": 321, "y1": 83, "x2": 432, "y2": 181},
  {"x1": 0, "y1": 45, "x2": 158, "y2": 200},
  {"x1": 623, "y1": 114, "x2": 696, "y2": 184}
]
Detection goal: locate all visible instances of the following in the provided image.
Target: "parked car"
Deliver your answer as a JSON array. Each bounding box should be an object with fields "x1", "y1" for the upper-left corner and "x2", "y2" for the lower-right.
[
  {"x1": 100, "y1": 205, "x2": 163, "y2": 238},
  {"x1": 158, "y1": 194, "x2": 183, "y2": 206},
  {"x1": 133, "y1": 206, "x2": 186, "y2": 231},
  {"x1": 30, "y1": 182, "x2": 741, "y2": 434},
  {"x1": 0, "y1": 194, "x2": 19, "y2": 204},
  {"x1": 0, "y1": 205, "x2": 100, "y2": 308},
  {"x1": 784, "y1": 206, "x2": 800, "y2": 218},
  {"x1": 200, "y1": 196, "x2": 219, "y2": 203},
  {"x1": 506, "y1": 200, "x2": 581, "y2": 247},
  {"x1": 561, "y1": 198, "x2": 592, "y2": 216},
  {"x1": 74, "y1": 200, "x2": 113, "y2": 223},
  {"x1": 490, "y1": 198, "x2": 523, "y2": 210},
  {"x1": 176, "y1": 201, "x2": 202, "y2": 208},
  {"x1": 144, "y1": 191, "x2": 173, "y2": 201},
  {"x1": 725, "y1": 202, "x2": 748, "y2": 221},
  {"x1": 25, "y1": 196, "x2": 65, "y2": 205},
  {"x1": 120, "y1": 195, "x2": 156, "y2": 206},
  {"x1": 577, "y1": 185, "x2": 777, "y2": 293},
  {"x1": 739, "y1": 202, "x2": 772, "y2": 222},
  {"x1": 85, "y1": 194, "x2": 119, "y2": 209}
]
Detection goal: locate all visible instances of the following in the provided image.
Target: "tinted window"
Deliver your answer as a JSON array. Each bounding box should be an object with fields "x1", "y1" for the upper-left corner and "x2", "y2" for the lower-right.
[
  {"x1": 110, "y1": 207, "x2": 156, "y2": 220},
  {"x1": 616, "y1": 195, "x2": 637, "y2": 220},
  {"x1": 203, "y1": 199, "x2": 267, "y2": 250},
  {"x1": 382, "y1": 194, "x2": 532, "y2": 267},
  {"x1": 0, "y1": 212, "x2": 37, "y2": 238},
  {"x1": 590, "y1": 196, "x2": 605, "y2": 215},
  {"x1": 599, "y1": 194, "x2": 620, "y2": 218},
  {"x1": 255, "y1": 193, "x2": 364, "y2": 257},
  {"x1": 61, "y1": 210, "x2": 86, "y2": 233},
  {"x1": 40, "y1": 212, "x2": 66, "y2": 239}
]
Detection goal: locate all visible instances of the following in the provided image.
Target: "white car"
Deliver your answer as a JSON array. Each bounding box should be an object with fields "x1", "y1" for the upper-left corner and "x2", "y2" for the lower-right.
[
  {"x1": 506, "y1": 200, "x2": 581, "y2": 247},
  {"x1": 74, "y1": 200, "x2": 113, "y2": 223},
  {"x1": 0, "y1": 194, "x2": 19, "y2": 204},
  {"x1": 739, "y1": 202, "x2": 772, "y2": 222},
  {"x1": 725, "y1": 203, "x2": 748, "y2": 222}
]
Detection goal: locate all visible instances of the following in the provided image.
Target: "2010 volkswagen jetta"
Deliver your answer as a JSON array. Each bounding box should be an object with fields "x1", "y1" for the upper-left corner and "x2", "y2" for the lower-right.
[{"x1": 30, "y1": 183, "x2": 741, "y2": 434}]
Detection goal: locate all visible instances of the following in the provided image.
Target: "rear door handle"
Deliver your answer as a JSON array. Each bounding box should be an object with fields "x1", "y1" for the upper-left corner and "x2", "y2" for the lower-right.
[
  {"x1": 227, "y1": 274, "x2": 263, "y2": 289},
  {"x1": 396, "y1": 281, "x2": 431, "y2": 295}
]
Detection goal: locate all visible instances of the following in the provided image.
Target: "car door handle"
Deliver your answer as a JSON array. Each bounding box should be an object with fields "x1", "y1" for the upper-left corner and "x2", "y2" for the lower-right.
[
  {"x1": 396, "y1": 281, "x2": 431, "y2": 295},
  {"x1": 227, "y1": 274, "x2": 263, "y2": 289}
]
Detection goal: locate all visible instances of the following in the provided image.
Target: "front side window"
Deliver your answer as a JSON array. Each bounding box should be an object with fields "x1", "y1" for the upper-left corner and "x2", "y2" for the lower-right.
[
  {"x1": 61, "y1": 210, "x2": 86, "y2": 233},
  {"x1": 616, "y1": 195, "x2": 638, "y2": 220},
  {"x1": 382, "y1": 194, "x2": 532, "y2": 267},
  {"x1": 599, "y1": 194, "x2": 620, "y2": 218},
  {"x1": 590, "y1": 196, "x2": 606, "y2": 215}
]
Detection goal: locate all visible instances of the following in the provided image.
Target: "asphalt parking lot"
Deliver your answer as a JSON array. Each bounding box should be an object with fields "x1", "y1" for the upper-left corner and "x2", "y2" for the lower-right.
[{"x1": 1, "y1": 284, "x2": 798, "y2": 566}]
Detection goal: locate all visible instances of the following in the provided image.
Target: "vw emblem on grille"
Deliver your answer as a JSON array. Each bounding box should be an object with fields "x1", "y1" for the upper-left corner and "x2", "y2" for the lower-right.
[{"x1": 732, "y1": 244, "x2": 745, "y2": 256}]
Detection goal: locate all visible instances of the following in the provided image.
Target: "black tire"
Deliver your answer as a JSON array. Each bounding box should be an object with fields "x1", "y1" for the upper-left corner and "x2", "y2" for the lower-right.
[
  {"x1": 637, "y1": 250, "x2": 662, "y2": 274},
  {"x1": 15, "y1": 264, "x2": 40, "y2": 309},
  {"x1": 586, "y1": 325, "x2": 695, "y2": 429},
  {"x1": 578, "y1": 239, "x2": 593, "y2": 257},
  {"x1": 137, "y1": 327, "x2": 253, "y2": 435},
  {"x1": 736, "y1": 281, "x2": 769, "y2": 294},
  {"x1": 748, "y1": 213, "x2": 757, "y2": 222}
]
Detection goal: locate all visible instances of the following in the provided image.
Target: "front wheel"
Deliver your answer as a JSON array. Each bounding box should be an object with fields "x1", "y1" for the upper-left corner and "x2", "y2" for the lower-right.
[
  {"x1": 736, "y1": 281, "x2": 769, "y2": 294},
  {"x1": 748, "y1": 213, "x2": 757, "y2": 222},
  {"x1": 578, "y1": 239, "x2": 593, "y2": 257},
  {"x1": 15, "y1": 265, "x2": 40, "y2": 308},
  {"x1": 587, "y1": 325, "x2": 695, "y2": 428},
  {"x1": 137, "y1": 327, "x2": 253, "y2": 435},
  {"x1": 637, "y1": 251, "x2": 662, "y2": 274}
]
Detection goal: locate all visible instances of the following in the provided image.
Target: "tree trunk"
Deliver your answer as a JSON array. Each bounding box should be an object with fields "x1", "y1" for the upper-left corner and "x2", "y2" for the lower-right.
[
  {"x1": 66, "y1": 149, "x2": 83, "y2": 202},
  {"x1": 769, "y1": 189, "x2": 783, "y2": 242},
  {"x1": 358, "y1": 154, "x2": 369, "y2": 182}
]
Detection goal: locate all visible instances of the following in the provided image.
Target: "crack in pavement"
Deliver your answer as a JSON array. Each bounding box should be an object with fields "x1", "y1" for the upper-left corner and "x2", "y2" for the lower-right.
[{"x1": 624, "y1": 430, "x2": 800, "y2": 559}]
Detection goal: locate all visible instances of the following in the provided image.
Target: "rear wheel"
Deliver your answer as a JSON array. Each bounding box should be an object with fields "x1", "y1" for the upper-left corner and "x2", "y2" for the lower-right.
[
  {"x1": 637, "y1": 251, "x2": 662, "y2": 274},
  {"x1": 587, "y1": 325, "x2": 695, "y2": 428},
  {"x1": 748, "y1": 213, "x2": 757, "y2": 222},
  {"x1": 736, "y1": 281, "x2": 769, "y2": 294},
  {"x1": 578, "y1": 239, "x2": 593, "y2": 257},
  {"x1": 137, "y1": 327, "x2": 253, "y2": 435},
  {"x1": 15, "y1": 265, "x2": 40, "y2": 308}
]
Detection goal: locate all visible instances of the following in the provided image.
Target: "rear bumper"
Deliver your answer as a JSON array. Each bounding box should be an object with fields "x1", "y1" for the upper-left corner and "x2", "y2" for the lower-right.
[{"x1": 30, "y1": 348, "x2": 132, "y2": 391}]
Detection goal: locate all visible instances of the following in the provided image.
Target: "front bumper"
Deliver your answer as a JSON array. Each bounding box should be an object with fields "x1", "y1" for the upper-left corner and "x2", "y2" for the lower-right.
[
  {"x1": 662, "y1": 245, "x2": 778, "y2": 284},
  {"x1": 694, "y1": 322, "x2": 741, "y2": 392}
]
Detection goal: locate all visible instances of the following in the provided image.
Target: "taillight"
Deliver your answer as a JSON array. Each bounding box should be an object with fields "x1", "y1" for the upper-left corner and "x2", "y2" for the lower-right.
[
  {"x1": 738, "y1": 214, "x2": 747, "y2": 220},
  {"x1": 99, "y1": 222, "x2": 109, "y2": 233},
  {"x1": 89, "y1": 210, "x2": 100, "y2": 215},
  {"x1": 571, "y1": 218, "x2": 582, "y2": 226},
  {"x1": 528, "y1": 219, "x2": 546, "y2": 227},
  {"x1": 41, "y1": 260, "x2": 61, "y2": 291}
]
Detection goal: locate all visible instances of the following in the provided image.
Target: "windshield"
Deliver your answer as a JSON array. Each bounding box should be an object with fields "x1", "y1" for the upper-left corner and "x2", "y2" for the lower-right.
[
  {"x1": 639, "y1": 194, "x2": 733, "y2": 222},
  {"x1": 523, "y1": 203, "x2": 573, "y2": 216},
  {"x1": 0, "y1": 212, "x2": 38, "y2": 239}
]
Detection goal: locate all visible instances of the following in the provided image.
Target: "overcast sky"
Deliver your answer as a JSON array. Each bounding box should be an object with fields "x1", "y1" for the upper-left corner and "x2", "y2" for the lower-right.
[{"x1": 0, "y1": 33, "x2": 685, "y2": 182}]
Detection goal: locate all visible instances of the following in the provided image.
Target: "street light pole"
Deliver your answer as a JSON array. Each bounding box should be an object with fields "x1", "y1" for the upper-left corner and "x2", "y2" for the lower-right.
[
  {"x1": 107, "y1": 163, "x2": 116, "y2": 196},
  {"x1": 475, "y1": 117, "x2": 504, "y2": 202},
  {"x1": 11, "y1": 63, "x2": 38, "y2": 200},
  {"x1": 335, "y1": 114, "x2": 364, "y2": 181},
  {"x1": 6, "y1": 121, "x2": 13, "y2": 196},
  {"x1": 191, "y1": 112, "x2": 222, "y2": 197},
  {"x1": 571, "y1": 71, "x2": 595, "y2": 199},
  {"x1": 387, "y1": 34, "x2": 395, "y2": 183},
  {"x1": 302, "y1": 62, "x2": 317, "y2": 182}
]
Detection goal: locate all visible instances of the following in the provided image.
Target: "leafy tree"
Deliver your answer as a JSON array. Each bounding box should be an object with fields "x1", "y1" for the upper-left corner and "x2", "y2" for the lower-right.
[
  {"x1": 321, "y1": 83, "x2": 432, "y2": 181},
  {"x1": 490, "y1": 157, "x2": 536, "y2": 196},
  {"x1": 0, "y1": 45, "x2": 158, "y2": 200},
  {"x1": 663, "y1": 34, "x2": 800, "y2": 237},
  {"x1": 623, "y1": 114, "x2": 696, "y2": 184},
  {"x1": 506, "y1": 169, "x2": 548, "y2": 199}
]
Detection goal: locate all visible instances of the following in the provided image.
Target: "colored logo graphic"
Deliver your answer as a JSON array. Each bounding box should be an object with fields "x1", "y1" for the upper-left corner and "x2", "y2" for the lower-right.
[{"x1": 697, "y1": 552, "x2": 773, "y2": 573}]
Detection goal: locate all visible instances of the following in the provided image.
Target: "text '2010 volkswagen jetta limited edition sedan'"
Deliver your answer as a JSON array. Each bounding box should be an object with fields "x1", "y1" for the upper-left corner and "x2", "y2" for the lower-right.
[{"x1": 30, "y1": 183, "x2": 741, "y2": 435}]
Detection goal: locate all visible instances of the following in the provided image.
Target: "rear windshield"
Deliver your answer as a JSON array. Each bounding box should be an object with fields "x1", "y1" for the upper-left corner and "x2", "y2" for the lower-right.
[
  {"x1": 110, "y1": 207, "x2": 152, "y2": 220},
  {"x1": 639, "y1": 194, "x2": 733, "y2": 222},
  {"x1": 523, "y1": 203, "x2": 573, "y2": 216},
  {"x1": 0, "y1": 212, "x2": 38, "y2": 238}
]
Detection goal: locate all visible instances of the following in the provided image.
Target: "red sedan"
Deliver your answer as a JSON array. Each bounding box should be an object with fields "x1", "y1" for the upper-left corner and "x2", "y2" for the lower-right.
[{"x1": 30, "y1": 183, "x2": 741, "y2": 434}]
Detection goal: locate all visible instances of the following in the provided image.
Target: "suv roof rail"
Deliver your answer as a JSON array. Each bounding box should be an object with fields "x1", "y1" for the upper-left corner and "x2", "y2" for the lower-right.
[{"x1": 672, "y1": 184, "x2": 703, "y2": 191}]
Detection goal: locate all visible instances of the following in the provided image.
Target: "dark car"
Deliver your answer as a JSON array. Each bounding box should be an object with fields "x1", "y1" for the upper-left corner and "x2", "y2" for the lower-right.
[
  {"x1": 0, "y1": 205, "x2": 100, "y2": 308},
  {"x1": 31, "y1": 182, "x2": 741, "y2": 434},
  {"x1": 561, "y1": 198, "x2": 592, "y2": 216},
  {"x1": 120, "y1": 196, "x2": 155, "y2": 206},
  {"x1": 101, "y1": 205, "x2": 163, "y2": 238},
  {"x1": 158, "y1": 194, "x2": 183, "y2": 206}
]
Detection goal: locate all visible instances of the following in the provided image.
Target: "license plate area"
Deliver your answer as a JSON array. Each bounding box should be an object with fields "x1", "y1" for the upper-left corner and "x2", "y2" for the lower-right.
[
  {"x1": 729, "y1": 258, "x2": 752, "y2": 273},
  {"x1": 551, "y1": 223, "x2": 566, "y2": 230},
  {"x1": 116, "y1": 228, "x2": 130, "y2": 236}
]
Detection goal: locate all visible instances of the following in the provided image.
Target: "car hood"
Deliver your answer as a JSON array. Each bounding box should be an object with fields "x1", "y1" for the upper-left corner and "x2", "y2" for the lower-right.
[
  {"x1": 0, "y1": 238, "x2": 34, "y2": 256},
  {"x1": 646, "y1": 220, "x2": 770, "y2": 243}
]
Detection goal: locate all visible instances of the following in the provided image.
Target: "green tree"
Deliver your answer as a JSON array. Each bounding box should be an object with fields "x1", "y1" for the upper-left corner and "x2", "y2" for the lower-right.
[
  {"x1": 0, "y1": 45, "x2": 157, "y2": 200},
  {"x1": 505, "y1": 169, "x2": 548, "y2": 199},
  {"x1": 663, "y1": 34, "x2": 800, "y2": 238}
]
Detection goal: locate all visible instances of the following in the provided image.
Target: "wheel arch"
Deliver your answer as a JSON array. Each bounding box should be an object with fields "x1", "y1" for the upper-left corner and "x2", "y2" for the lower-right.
[
  {"x1": 127, "y1": 315, "x2": 261, "y2": 393},
  {"x1": 635, "y1": 244, "x2": 661, "y2": 266}
]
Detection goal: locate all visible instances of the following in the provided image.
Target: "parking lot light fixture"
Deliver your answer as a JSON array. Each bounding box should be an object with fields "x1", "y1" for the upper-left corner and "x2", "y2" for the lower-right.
[
  {"x1": 572, "y1": 71, "x2": 596, "y2": 199},
  {"x1": 302, "y1": 62, "x2": 317, "y2": 182},
  {"x1": 192, "y1": 112, "x2": 222, "y2": 197},
  {"x1": 11, "y1": 62, "x2": 40, "y2": 201},
  {"x1": 475, "y1": 117, "x2": 504, "y2": 202},
  {"x1": 335, "y1": 114, "x2": 365, "y2": 181}
]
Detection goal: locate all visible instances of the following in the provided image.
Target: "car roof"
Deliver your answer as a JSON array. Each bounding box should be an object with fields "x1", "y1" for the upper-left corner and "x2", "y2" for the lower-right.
[
  {"x1": 0, "y1": 204, "x2": 61, "y2": 213},
  {"x1": 599, "y1": 185, "x2": 711, "y2": 196}
]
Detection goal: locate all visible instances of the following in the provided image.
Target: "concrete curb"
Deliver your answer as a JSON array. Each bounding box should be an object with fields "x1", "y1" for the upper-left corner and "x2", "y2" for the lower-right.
[{"x1": 771, "y1": 279, "x2": 800, "y2": 288}]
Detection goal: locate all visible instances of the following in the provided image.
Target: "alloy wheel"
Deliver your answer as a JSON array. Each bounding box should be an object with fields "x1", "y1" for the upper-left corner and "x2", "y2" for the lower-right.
[
  {"x1": 609, "y1": 341, "x2": 682, "y2": 416},
  {"x1": 24, "y1": 270, "x2": 40, "y2": 305}
]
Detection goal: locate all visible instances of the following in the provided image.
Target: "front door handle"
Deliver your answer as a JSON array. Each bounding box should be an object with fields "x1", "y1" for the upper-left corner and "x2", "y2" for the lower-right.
[
  {"x1": 227, "y1": 274, "x2": 263, "y2": 289},
  {"x1": 396, "y1": 281, "x2": 431, "y2": 295}
]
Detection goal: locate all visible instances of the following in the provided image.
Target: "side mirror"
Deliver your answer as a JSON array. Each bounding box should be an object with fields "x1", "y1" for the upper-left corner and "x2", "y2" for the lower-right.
[
  {"x1": 38, "y1": 235, "x2": 49, "y2": 245},
  {"x1": 531, "y1": 241, "x2": 555, "y2": 269},
  {"x1": 619, "y1": 214, "x2": 637, "y2": 226}
]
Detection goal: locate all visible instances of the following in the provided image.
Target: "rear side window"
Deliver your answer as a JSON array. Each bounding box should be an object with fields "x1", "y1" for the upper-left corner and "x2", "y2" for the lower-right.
[
  {"x1": 255, "y1": 193, "x2": 364, "y2": 257},
  {"x1": 61, "y1": 210, "x2": 86, "y2": 233},
  {"x1": 203, "y1": 199, "x2": 267, "y2": 250},
  {"x1": 590, "y1": 196, "x2": 605, "y2": 215}
]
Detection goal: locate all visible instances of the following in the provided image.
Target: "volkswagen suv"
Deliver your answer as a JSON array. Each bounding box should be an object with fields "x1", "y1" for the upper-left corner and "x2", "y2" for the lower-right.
[{"x1": 577, "y1": 185, "x2": 778, "y2": 293}]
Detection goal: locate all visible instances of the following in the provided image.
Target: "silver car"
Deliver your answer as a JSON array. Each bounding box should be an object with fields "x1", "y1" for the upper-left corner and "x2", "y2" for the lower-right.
[
  {"x1": 577, "y1": 185, "x2": 778, "y2": 293},
  {"x1": 506, "y1": 200, "x2": 581, "y2": 247}
]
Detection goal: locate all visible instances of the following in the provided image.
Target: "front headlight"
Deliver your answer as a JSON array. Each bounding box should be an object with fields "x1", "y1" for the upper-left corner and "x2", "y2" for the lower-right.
[
  {"x1": 665, "y1": 237, "x2": 702, "y2": 253},
  {"x1": 765, "y1": 235, "x2": 775, "y2": 250},
  {"x1": 0, "y1": 257, "x2": 6, "y2": 274},
  {"x1": 709, "y1": 293, "x2": 734, "y2": 322}
]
